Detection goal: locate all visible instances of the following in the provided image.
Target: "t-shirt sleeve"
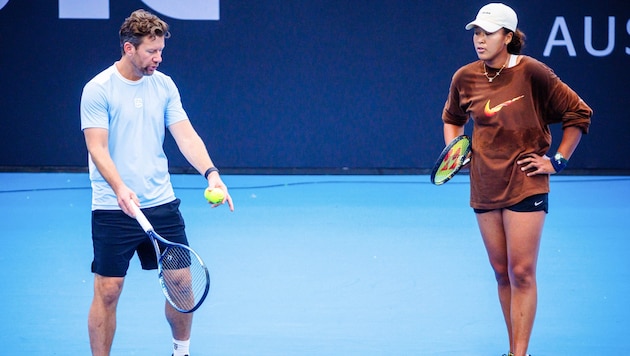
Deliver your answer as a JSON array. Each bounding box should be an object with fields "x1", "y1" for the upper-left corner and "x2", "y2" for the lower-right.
[
  {"x1": 80, "y1": 81, "x2": 109, "y2": 131},
  {"x1": 164, "y1": 77, "x2": 190, "y2": 127}
]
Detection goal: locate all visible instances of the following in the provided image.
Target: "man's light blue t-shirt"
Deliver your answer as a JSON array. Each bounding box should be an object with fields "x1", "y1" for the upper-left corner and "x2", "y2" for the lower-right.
[{"x1": 80, "y1": 63, "x2": 189, "y2": 210}]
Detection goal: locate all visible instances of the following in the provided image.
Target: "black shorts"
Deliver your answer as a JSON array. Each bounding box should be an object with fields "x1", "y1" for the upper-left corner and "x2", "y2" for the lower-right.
[
  {"x1": 91, "y1": 199, "x2": 188, "y2": 277},
  {"x1": 474, "y1": 193, "x2": 549, "y2": 214}
]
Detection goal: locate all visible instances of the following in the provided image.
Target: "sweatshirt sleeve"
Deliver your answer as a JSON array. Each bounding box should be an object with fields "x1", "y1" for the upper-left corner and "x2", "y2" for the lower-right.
[
  {"x1": 442, "y1": 68, "x2": 470, "y2": 127},
  {"x1": 528, "y1": 59, "x2": 592, "y2": 134}
]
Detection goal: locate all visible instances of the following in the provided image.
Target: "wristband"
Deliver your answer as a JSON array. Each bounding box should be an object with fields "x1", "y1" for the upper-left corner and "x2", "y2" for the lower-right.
[
  {"x1": 203, "y1": 167, "x2": 219, "y2": 179},
  {"x1": 550, "y1": 152, "x2": 568, "y2": 173}
]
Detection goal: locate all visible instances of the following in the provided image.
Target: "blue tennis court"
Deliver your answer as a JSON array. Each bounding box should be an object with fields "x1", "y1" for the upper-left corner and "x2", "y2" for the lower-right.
[{"x1": 1, "y1": 172, "x2": 628, "y2": 355}]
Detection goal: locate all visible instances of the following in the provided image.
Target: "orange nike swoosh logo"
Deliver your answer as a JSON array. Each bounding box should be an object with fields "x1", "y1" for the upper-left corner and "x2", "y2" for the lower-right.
[{"x1": 484, "y1": 95, "x2": 525, "y2": 117}]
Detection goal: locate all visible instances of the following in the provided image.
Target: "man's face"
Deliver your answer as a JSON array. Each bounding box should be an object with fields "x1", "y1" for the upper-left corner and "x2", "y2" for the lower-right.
[{"x1": 129, "y1": 35, "x2": 165, "y2": 78}]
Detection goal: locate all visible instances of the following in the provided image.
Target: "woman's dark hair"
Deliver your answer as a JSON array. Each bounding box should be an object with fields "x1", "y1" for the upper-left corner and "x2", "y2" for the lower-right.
[{"x1": 507, "y1": 29, "x2": 526, "y2": 54}]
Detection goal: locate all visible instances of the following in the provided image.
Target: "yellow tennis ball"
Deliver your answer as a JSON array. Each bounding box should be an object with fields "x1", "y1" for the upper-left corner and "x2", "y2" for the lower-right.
[{"x1": 204, "y1": 188, "x2": 225, "y2": 204}]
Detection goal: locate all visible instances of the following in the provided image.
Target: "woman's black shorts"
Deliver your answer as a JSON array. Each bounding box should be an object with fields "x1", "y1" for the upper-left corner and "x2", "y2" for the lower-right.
[{"x1": 473, "y1": 193, "x2": 549, "y2": 214}]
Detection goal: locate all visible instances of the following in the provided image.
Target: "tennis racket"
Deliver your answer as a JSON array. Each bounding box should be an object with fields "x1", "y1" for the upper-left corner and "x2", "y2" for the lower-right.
[
  {"x1": 430, "y1": 135, "x2": 472, "y2": 185},
  {"x1": 130, "y1": 201, "x2": 210, "y2": 313}
]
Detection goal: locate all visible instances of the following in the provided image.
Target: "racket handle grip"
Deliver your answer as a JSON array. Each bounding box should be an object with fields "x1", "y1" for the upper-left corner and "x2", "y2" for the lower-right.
[{"x1": 129, "y1": 200, "x2": 154, "y2": 232}]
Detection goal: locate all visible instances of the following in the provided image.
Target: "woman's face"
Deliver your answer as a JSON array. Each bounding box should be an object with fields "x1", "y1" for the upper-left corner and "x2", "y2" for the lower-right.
[{"x1": 472, "y1": 27, "x2": 512, "y2": 67}]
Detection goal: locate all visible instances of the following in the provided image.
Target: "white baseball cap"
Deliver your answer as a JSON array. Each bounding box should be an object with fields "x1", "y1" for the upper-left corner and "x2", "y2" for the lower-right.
[{"x1": 465, "y1": 3, "x2": 518, "y2": 32}]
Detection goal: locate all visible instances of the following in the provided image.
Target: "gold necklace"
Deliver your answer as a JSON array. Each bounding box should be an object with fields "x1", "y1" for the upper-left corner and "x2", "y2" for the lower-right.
[{"x1": 483, "y1": 62, "x2": 506, "y2": 82}]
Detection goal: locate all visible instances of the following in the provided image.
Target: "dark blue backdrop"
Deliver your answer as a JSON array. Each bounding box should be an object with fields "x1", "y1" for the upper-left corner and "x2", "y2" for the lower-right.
[{"x1": 0, "y1": 1, "x2": 628, "y2": 173}]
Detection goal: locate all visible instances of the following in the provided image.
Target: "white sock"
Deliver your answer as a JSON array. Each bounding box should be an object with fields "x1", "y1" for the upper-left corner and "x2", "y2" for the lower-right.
[{"x1": 173, "y1": 338, "x2": 190, "y2": 356}]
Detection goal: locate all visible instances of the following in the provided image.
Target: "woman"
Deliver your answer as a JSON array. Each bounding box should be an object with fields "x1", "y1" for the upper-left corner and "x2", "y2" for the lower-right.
[{"x1": 442, "y1": 3, "x2": 592, "y2": 356}]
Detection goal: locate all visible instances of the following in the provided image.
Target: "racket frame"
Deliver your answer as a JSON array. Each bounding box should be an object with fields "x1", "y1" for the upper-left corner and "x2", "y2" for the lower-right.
[
  {"x1": 130, "y1": 201, "x2": 210, "y2": 313},
  {"x1": 430, "y1": 135, "x2": 471, "y2": 185}
]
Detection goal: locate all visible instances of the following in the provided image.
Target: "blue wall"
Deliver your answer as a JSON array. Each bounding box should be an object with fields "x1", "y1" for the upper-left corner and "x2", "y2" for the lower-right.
[{"x1": 0, "y1": 1, "x2": 628, "y2": 172}]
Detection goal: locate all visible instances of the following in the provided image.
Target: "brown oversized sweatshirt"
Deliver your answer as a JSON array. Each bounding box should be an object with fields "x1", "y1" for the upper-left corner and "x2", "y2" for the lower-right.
[{"x1": 442, "y1": 56, "x2": 592, "y2": 210}]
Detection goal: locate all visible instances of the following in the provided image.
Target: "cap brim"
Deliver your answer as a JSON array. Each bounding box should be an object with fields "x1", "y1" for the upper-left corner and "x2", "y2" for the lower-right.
[{"x1": 465, "y1": 20, "x2": 502, "y2": 33}]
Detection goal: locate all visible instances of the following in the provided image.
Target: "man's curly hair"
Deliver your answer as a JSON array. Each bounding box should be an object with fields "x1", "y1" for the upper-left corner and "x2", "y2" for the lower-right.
[{"x1": 119, "y1": 9, "x2": 171, "y2": 54}]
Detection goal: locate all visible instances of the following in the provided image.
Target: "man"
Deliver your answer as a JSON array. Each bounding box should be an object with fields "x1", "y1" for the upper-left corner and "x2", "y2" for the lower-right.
[{"x1": 81, "y1": 9, "x2": 234, "y2": 356}]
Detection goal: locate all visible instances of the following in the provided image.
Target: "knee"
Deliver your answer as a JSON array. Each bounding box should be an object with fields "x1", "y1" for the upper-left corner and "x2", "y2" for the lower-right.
[
  {"x1": 509, "y1": 264, "x2": 536, "y2": 289},
  {"x1": 493, "y1": 269, "x2": 511, "y2": 287},
  {"x1": 489, "y1": 261, "x2": 510, "y2": 286},
  {"x1": 94, "y1": 277, "x2": 124, "y2": 306}
]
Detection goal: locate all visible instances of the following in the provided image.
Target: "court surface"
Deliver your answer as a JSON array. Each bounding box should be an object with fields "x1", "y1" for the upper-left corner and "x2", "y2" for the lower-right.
[{"x1": 1, "y1": 172, "x2": 628, "y2": 355}]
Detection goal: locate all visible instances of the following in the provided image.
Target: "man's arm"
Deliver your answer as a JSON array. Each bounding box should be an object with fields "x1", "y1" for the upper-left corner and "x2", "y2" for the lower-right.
[
  {"x1": 83, "y1": 127, "x2": 138, "y2": 215},
  {"x1": 168, "y1": 120, "x2": 234, "y2": 211}
]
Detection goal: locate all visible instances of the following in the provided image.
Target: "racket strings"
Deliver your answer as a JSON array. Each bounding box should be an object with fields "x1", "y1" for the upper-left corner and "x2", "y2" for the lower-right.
[{"x1": 160, "y1": 246, "x2": 209, "y2": 312}]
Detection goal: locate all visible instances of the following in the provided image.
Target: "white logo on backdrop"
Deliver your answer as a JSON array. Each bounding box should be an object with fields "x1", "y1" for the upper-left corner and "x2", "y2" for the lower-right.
[
  {"x1": 57, "y1": 0, "x2": 219, "y2": 20},
  {"x1": 543, "y1": 16, "x2": 629, "y2": 57}
]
